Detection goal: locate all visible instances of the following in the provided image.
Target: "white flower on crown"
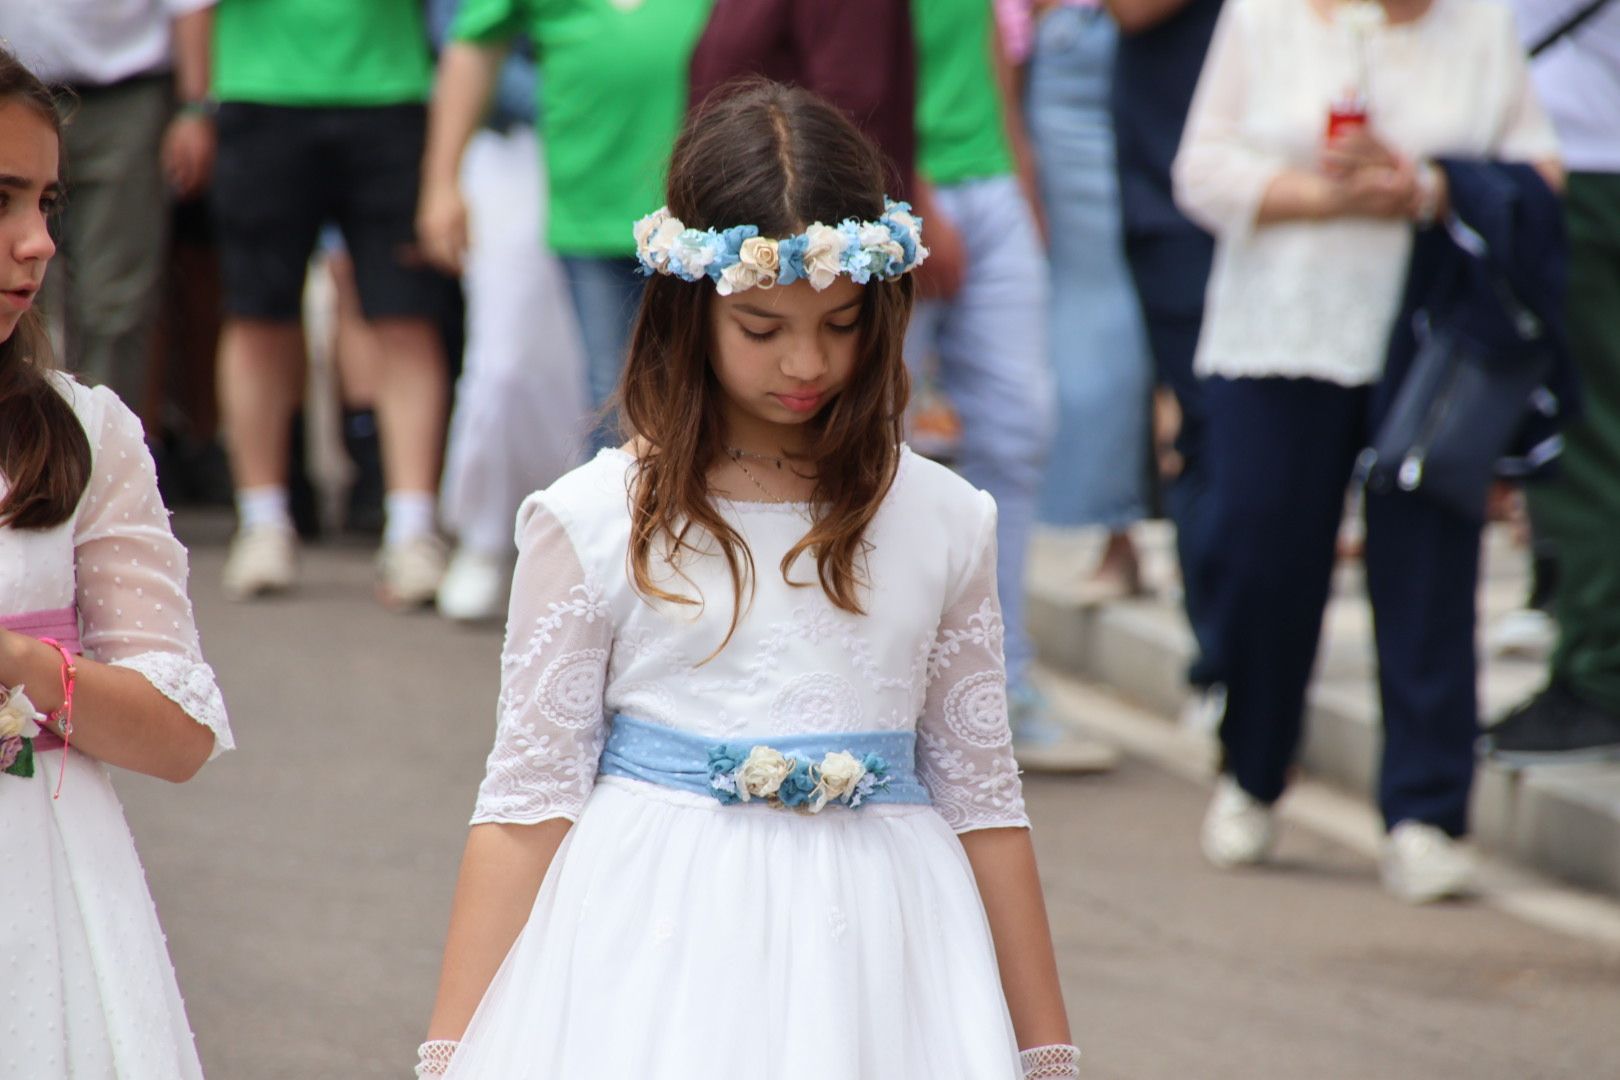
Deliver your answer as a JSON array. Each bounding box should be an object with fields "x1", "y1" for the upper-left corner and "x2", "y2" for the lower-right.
[
  {"x1": 735, "y1": 746, "x2": 793, "y2": 801},
  {"x1": 1334, "y1": 0, "x2": 1386, "y2": 33},
  {"x1": 738, "y1": 237, "x2": 781, "y2": 280},
  {"x1": 718, "y1": 259, "x2": 775, "y2": 296},
  {"x1": 856, "y1": 223, "x2": 892, "y2": 250},
  {"x1": 634, "y1": 208, "x2": 671, "y2": 252},
  {"x1": 802, "y1": 223, "x2": 847, "y2": 291},
  {"x1": 0, "y1": 685, "x2": 42, "y2": 741},
  {"x1": 645, "y1": 217, "x2": 684, "y2": 269},
  {"x1": 812, "y1": 751, "x2": 867, "y2": 811},
  {"x1": 671, "y1": 229, "x2": 722, "y2": 278}
]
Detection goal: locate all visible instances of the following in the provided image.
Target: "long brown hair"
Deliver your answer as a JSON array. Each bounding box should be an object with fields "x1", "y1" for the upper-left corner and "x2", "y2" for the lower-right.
[
  {"x1": 0, "y1": 47, "x2": 88, "y2": 530},
  {"x1": 620, "y1": 81, "x2": 913, "y2": 652}
]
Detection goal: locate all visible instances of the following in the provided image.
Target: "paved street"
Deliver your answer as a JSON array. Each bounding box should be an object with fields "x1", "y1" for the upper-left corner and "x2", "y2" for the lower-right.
[{"x1": 112, "y1": 515, "x2": 1620, "y2": 1080}]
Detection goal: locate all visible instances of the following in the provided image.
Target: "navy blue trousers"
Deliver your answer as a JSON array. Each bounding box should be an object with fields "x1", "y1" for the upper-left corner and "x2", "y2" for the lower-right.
[
  {"x1": 1205, "y1": 376, "x2": 1482, "y2": 836},
  {"x1": 1126, "y1": 229, "x2": 1222, "y2": 686}
]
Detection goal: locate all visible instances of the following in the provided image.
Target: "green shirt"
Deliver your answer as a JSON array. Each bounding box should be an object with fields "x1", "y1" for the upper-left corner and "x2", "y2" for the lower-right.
[
  {"x1": 214, "y1": 0, "x2": 433, "y2": 107},
  {"x1": 453, "y1": 0, "x2": 715, "y2": 256},
  {"x1": 912, "y1": 0, "x2": 1013, "y2": 186}
]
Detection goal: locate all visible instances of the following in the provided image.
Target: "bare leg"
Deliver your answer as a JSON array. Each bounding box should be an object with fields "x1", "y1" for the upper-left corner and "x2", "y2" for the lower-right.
[
  {"x1": 218, "y1": 319, "x2": 307, "y2": 490},
  {"x1": 371, "y1": 317, "x2": 448, "y2": 495}
]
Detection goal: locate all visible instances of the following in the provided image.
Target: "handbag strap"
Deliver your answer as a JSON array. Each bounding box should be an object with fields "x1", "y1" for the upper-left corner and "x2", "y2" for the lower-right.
[{"x1": 1531, "y1": 0, "x2": 1612, "y2": 57}]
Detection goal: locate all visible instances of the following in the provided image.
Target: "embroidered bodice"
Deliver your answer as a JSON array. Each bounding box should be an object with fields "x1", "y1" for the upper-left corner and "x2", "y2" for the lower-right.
[
  {"x1": 0, "y1": 376, "x2": 232, "y2": 759},
  {"x1": 474, "y1": 447, "x2": 1027, "y2": 833}
]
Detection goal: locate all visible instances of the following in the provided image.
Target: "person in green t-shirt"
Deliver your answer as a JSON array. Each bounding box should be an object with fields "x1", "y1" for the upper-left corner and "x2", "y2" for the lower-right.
[
  {"x1": 907, "y1": 1, "x2": 1104, "y2": 770},
  {"x1": 418, "y1": 0, "x2": 715, "y2": 449},
  {"x1": 210, "y1": 0, "x2": 454, "y2": 609}
]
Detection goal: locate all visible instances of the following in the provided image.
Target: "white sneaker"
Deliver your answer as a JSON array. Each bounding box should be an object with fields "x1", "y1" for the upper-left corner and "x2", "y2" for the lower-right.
[
  {"x1": 1487, "y1": 609, "x2": 1557, "y2": 660},
  {"x1": 1201, "y1": 776, "x2": 1275, "y2": 868},
  {"x1": 1381, "y1": 821, "x2": 1473, "y2": 904},
  {"x1": 436, "y1": 548, "x2": 511, "y2": 623},
  {"x1": 1180, "y1": 684, "x2": 1228, "y2": 735},
  {"x1": 377, "y1": 534, "x2": 449, "y2": 610},
  {"x1": 222, "y1": 525, "x2": 297, "y2": 600},
  {"x1": 1009, "y1": 687, "x2": 1121, "y2": 774}
]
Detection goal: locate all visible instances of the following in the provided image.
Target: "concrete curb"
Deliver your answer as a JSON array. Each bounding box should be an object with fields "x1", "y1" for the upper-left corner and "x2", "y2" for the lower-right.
[{"x1": 1028, "y1": 583, "x2": 1620, "y2": 897}]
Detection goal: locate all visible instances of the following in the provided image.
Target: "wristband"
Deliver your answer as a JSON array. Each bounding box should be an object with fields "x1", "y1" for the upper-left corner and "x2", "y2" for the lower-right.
[
  {"x1": 1413, "y1": 160, "x2": 1443, "y2": 227},
  {"x1": 38, "y1": 637, "x2": 76, "y2": 799},
  {"x1": 415, "y1": 1039, "x2": 458, "y2": 1077},
  {"x1": 1021, "y1": 1043, "x2": 1082, "y2": 1079},
  {"x1": 176, "y1": 97, "x2": 217, "y2": 119}
]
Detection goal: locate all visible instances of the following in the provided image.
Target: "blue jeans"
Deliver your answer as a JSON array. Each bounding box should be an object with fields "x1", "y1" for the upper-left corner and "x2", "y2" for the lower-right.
[
  {"x1": 906, "y1": 176, "x2": 1054, "y2": 692},
  {"x1": 1026, "y1": 6, "x2": 1151, "y2": 528},
  {"x1": 560, "y1": 255, "x2": 645, "y2": 450}
]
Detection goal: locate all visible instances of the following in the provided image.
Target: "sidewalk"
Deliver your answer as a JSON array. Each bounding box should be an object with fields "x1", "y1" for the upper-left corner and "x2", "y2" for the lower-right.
[{"x1": 1028, "y1": 522, "x2": 1620, "y2": 896}]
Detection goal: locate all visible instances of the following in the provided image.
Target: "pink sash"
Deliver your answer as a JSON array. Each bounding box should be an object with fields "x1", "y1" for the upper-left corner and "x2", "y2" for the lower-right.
[{"x1": 2, "y1": 606, "x2": 80, "y2": 751}]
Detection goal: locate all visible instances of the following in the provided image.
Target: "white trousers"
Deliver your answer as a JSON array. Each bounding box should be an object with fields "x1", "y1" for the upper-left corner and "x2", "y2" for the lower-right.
[{"x1": 440, "y1": 127, "x2": 588, "y2": 555}]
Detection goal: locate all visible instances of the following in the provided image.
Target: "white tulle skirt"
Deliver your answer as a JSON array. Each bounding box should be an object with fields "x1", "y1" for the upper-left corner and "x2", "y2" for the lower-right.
[
  {"x1": 446, "y1": 776, "x2": 1022, "y2": 1079},
  {"x1": 0, "y1": 749, "x2": 205, "y2": 1080}
]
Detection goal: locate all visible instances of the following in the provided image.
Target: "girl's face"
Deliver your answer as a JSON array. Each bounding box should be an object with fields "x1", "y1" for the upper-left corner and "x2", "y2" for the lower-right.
[
  {"x1": 708, "y1": 277, "x2": 864, "y2": 447},
  {"x1": 0, "y1": 100, "x2": 59, "y2": 344}
]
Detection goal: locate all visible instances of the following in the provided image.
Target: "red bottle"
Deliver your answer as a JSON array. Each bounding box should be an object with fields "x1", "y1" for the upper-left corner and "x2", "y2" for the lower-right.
[{"x1": 1327, "y1": 89, "x2": 1369, "y2": 139}]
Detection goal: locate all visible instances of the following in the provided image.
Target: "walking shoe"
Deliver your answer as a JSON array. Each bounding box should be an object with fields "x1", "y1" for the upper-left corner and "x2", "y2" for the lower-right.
[
  {"x1": 1009, "y1": 686, "x2": 1120, "y2": 773},
  {"x1": 377, "y1": 534, "x2": 449, "y2": 610},
  {"x1": 1180, "y1": 683, "x2": 1227, "y2": 735},
  {"x1": 1480, "y1": 682, "x2": 1620, "y2": 766},
  {"x1": 1381, "y1": 821, "x2": 1473, "y2": 904},
  {"x1": 1486, "y1": 608, "x2": 1556, "y2": 660},
  {"x1": 222, "y1": 525, "x2": 297, "y2": 600},
  {"x1": 1201, "y1": 775, "x2": 1275, "y2": 868},
  {"x1": 437, "y1": 548, "x2": 511, "y2": 624}
]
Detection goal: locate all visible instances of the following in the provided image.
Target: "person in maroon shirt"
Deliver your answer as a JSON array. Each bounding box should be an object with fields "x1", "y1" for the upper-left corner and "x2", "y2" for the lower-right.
[{"x1": 688, "y1": 0, "x2": 966, "y2": 298}]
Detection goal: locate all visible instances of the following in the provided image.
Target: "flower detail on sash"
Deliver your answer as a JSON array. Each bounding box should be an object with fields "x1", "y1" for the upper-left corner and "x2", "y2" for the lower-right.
[
  {"x1": 708, "y1": 743, "x2": 892, "y2": 812},
  {"x1": 0, "y1": 684, "x2": 44, "y2": 778}
]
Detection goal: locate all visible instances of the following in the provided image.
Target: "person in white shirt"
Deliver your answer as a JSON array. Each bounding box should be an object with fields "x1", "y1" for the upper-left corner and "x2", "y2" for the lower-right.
[
  {"x1": 0, "y1": 0, "x2": 215, "y2": 414},
  {"x1": 1486, "y1": 0, "x2": 1620, "y2": 764},
  {"x1": 1171, "y1": 0, "x2": 1560, "y2": 901}
]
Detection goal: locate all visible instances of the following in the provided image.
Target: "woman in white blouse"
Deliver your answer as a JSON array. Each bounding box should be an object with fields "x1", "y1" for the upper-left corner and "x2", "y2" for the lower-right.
[
  {"x1": 1171, "y1": 0, "x2": 1560, "y2": 901},
  {"x1": 0, "y1": 49, "x2": 233, "y2": 1078}
]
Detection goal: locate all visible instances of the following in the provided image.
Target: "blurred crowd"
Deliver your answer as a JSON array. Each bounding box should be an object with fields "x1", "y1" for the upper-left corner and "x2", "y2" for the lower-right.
[{"x1": 3, "y1": 0, "x2": 1616, "y2": 900}]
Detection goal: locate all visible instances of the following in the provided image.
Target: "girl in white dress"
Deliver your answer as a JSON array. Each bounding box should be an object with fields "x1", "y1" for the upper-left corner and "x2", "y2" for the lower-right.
[
  {"x1": 0, "y1": 49, "x2": 234, "y2": 1079},
  {"x1": 417, "y1": 82, "x2": 1081, "y2": 1080}
]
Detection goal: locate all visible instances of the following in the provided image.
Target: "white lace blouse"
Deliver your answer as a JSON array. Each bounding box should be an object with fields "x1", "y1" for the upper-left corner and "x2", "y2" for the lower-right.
[
  {"x1": 0, "y1": 377, "x2": 232, "y2": 758},
  {"x1": 473, "y1": 447, "x2": 1029, "y2": 834},
  {"x1": 1173, "y1": 0, "x2": 1560, "y2": 386}
]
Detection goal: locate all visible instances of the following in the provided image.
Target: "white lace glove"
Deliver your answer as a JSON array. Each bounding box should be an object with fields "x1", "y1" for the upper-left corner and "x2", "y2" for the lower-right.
[
  {"x1": 415, "y1": 1040, "x2": 457, "y2": 1078},
  {"x1": 1021, "y1": 1043, "x2": 1081, "y2": 1079}
]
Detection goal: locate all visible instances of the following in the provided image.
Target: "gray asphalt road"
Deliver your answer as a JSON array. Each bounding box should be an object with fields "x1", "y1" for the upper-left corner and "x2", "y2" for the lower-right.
[{"x1": 113, "y1": 518, "x2": 1620, "y2": 1080}]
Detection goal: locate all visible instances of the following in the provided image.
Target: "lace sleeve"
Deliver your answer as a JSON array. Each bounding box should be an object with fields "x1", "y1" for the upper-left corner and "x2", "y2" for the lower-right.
[
  {"x1": 916, "y1": 492, "x2": 1029, "y2": 834},
  {"x1": 471, "y1": 496, "x2": 612, "y2": 825},
  {"x1": 73, "y1": 386, "x2": 233, "y2": 760},
  {"x1": 1171, "y1": 0, "x2": 1284, "y2": 237}
]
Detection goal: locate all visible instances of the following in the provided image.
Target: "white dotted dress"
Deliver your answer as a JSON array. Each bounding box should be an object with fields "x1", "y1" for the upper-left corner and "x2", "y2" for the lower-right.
[
  {"x1": 0, "y1": 378, "x2": 232, "y2": 1080},
  {"x1": 447, "y1": 447, "x2": 1029, "y2": 1079}
]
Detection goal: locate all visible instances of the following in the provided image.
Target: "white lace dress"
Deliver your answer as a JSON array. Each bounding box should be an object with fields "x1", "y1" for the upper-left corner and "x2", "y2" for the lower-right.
[
  {"x1": 0, "y1": 378, "x2": 233, "y2": 1080},
  {"x1": 446, "y1": 446, "x2": 1029, "y2": 1079}
]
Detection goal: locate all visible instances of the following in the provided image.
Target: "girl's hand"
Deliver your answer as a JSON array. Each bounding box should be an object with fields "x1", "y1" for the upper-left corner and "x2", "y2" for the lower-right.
[
  {"x1": 417, "y1": 179, "x2": 471, "y2": 276},
  {"x1": 1319, "y1": 126, "x2": 1402, "y2": 179}
]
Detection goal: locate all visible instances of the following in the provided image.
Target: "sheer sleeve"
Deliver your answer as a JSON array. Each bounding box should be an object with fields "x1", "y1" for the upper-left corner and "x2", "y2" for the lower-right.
[
  {"x1": 916, "y1": 492, "x2": 1029, "y2": 834},
  {"x1": 73, "y1": 386, "x2": 233, "y2": 760},
  {"x1": 1172, "y1": 0, "x2": 1285, "y2": 237},
  {"x1": 471, "y1": 495, "x2": 612, "y2": 825}
]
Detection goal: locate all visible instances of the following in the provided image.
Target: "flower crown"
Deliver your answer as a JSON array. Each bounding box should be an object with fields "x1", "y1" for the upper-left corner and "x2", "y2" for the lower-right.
[{"x1": 633, "y1": 199, "x2": 929, "y2": 296}]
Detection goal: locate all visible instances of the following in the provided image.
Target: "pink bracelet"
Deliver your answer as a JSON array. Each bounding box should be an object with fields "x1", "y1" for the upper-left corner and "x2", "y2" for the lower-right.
[{"x1": 38, "y1": 637, "x2": 76, "y2": 799}]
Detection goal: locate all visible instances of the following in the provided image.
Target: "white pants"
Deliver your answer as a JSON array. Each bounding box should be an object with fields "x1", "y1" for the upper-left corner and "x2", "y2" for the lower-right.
[{"x1": 440, "y1": 127, "x2": 588, "y2": 555}]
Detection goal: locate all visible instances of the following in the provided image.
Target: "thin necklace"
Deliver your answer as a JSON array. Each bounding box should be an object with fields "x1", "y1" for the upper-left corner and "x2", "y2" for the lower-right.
[
  {"x1": 726, "y1": 446, "x2": 785, "y2": 469},
  {"x1": 728, "y1": 449, "x2": 793, "y2": 504}
]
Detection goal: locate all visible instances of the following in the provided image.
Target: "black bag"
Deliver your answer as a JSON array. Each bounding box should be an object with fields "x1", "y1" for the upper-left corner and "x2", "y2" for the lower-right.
[{"x1": 1358, "y1": 273, "x2": 1553, "y2": 522}]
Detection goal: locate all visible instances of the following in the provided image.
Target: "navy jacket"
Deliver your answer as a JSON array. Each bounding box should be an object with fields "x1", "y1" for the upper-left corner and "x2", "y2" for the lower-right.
[{"x1": 1379, "y1": 160, "x2": 1573, "y2": 475}]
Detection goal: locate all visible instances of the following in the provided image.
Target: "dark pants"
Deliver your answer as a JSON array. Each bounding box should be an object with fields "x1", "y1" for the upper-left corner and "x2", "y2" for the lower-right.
[
  {"x1": 1125, "y1": 228, "x2": 1221, "y2": 685},
  {"x1": 1206, "y1": 376, "x2": 1482, "y2": 836},
  {"x1": 1527, "y1": 172, "x2": 1620, "y2": 713}
]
